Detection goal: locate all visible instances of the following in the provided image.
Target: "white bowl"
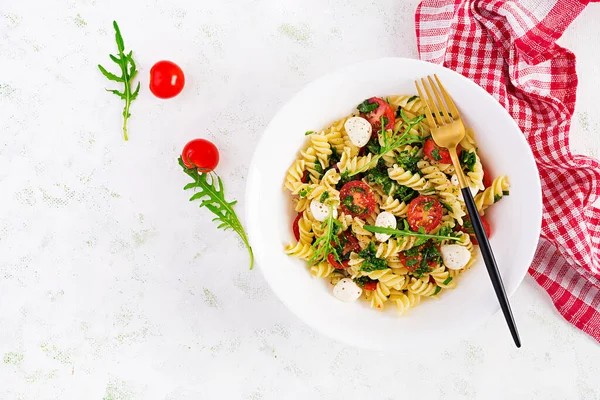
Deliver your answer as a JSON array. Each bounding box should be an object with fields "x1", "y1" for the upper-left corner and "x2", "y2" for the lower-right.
[{"x1": 245, "y1": 58, "x2": 542, "y2": 351}]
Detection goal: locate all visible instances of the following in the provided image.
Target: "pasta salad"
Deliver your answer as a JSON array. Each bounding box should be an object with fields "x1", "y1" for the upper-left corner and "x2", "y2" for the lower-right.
[{"x1": 283, "y1": 95, "x2": 510, "y2": 313}]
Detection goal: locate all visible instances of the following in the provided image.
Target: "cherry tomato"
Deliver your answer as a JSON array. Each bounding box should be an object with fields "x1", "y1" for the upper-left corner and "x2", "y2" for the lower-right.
[
  {"x1": 149, "y1": 60, "x2": 185, "y2": 99},
  {"x1": 339, "y1": 181, "x2": 376, "y2": 218},
  {"x1": 181, "y1": 139, "x2": 220, "y2": 172},
  {"x1": 292, "y1": 212, "x2": 303, "y2": 241},
  {"x1": 482, "y1": 166, "x2": 493, "y2": 188},
  {"x1": 423, "y1": 138, "x2": 461, "y2": 164},
  {"x1": 407, "y1": 196, "x2": 443, "y2": 233},
  {"x1": 360, "y1": 97, "x2": 395, "y2": 135},
  {"x1": 363, "y1": 281, "x2": 378, "y2": 291},
  {"x1": 327, "y1": 253, "x2": 349, "y2": 269},
  {"x1": 459, "y1": 215, "x2": 491, "y2": 245},
  {"x1": 341, "y1": 231, "x2": 360, "y2": 255}
]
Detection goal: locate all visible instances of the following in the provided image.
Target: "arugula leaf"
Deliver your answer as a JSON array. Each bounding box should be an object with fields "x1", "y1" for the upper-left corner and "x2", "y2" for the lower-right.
[
  {"x1": 309, "y1": 203, "x2": 342, "y2": 265},
  {"x1": 98, "y1": 21, "x2": 140, "y2": 141},
  {"x1": 179, "y1": 157, "x2": 254, "y2": 269},
  {"x1": 357, "y1": 99, "x2": 379, "y2": 113},
  {"x1": 358, "y1": 242, "x2": 388, "y2": 272},
  {"x1": 362, "y1": 225, "x2": 460, "y2": 242},
  {"x1": 305, "y1": 130, "x2": 315, "y2": 136},
  {"x1": 460, "y1": 150, "x2": 476, "y2": 171}
]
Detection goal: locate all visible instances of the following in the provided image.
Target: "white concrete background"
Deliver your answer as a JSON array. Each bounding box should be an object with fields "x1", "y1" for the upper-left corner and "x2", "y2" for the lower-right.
[{"x1": 1, "y1": 1, "x2": 599, "y2": 399}]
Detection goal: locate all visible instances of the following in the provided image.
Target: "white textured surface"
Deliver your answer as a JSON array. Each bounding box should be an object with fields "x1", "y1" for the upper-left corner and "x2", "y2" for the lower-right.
[{"x1": 0, "y1": 1, "x2": 599, "y2": 399}]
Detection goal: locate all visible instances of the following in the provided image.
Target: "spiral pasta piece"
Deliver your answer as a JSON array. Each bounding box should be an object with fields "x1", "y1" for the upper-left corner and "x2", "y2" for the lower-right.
[
  {"x1": 429, "y1": 266, "x2": 457, "y2": 289},
  {"x1": 298, "y1": 211, "x2": 314, "y2": 245},
  {"x1": 284, "y1": 242, "x2": 314, "y2": 261},
  {"x1": 474, "y1": 175, "x2": 510, "y2": 214},
  {"x1": 284, "y1": 159, "x2": 305, "y2": 192},
  {"x1": 310, "y1": 261, "x2": 334, "y2": 278},
  {"x1": 367, "y1": 281, "x2": 390, "y2": 309},
  {"x1": 361, "y1": 268, "x2": 406, "y2": 290},
  {"x1": 418, "y1": 159, "x2": 465, "y2": 224},
  {"x1": 389, "y1": 290, "x2": 420, "y2": 314},
  {"x1": 381, "y1": 195, "x2": 408, "y2": 217},
  {"x1": 338, "y1": 148, "x2": 374, "y2": 174},
  {"x1": 466, "y1": 150, "x2": 485, "y2": 191},
  {"x1": 301, "y1": 147, "x2": 321, "y2": 184},
  {"x1": 311, "y1": 133, "x2": 332, "y2": 168},
  {"x1": 408, "y1": 276, "x2": 438, "y2": 296},
  {"x1": 388, "y1": 164, "x2": 431, "y2": 192}
]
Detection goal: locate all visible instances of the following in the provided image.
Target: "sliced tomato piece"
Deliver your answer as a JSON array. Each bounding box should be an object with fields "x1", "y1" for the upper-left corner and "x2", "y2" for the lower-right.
[
  {"x1": 359, "y1": 97, "x2": 395, "y2": 135},
  {"x1": 423, "y1": 138, "x2": 461, "y2": 164},
  {"x1": 398, "y1": 249, "x2": 422, "y2": 273},
  {"x1": 407, "y1": 196, "x2": 443, "y2": 233},
  {"x1": 292, "y1": 212, "x2": 303, "y2": 241},
  {"x1": 301, "y1": 170, "x2": 309, "y2": 184},
  {"x1": 459, "y1": 215, "x2": 491, "y2": 245},
  {"x1": 327, "y1": 253, "x2": 348, "y2": 269},
  {"x1": 339, "y1": 181, "x2": 376, "y2": 218},
  {"x1": 363, "y1": 281, "x2": 378, "y2": 291},
  {"x1": 482, "y1": 166, "x2": 492, "y2": 188}
]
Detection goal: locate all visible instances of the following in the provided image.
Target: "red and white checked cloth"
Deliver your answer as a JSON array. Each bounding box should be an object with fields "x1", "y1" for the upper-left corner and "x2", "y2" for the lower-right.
[{"x1": 415, "y1": 0, "x2": 600, "y2": 342}]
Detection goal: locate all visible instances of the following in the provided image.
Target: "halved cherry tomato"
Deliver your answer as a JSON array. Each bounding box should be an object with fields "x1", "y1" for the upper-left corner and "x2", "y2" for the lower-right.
[
  {"x1": 292, "y1": 212, "x2": 303, "y2": 241},
  {"x1": 363, "y1": 281, "x2": 378, "y2": 291},
  {"x1": 149, "y1": 60, "x2": 185, "y2": 99},
  {"x1": 459, "y1": 215, "x2": 491, "y2": 245},
  {"x1": 341, "y1": 231, "x2": 360, "y2": 255},
  {"x1": 301, "y1": 170, "x2": 309, "y2": 184},
  {"x1": 407, "y1": 196, "x2": 443, "y2": 233},
  {"x1": 181, "y1": 138, "x2": 220, "y2": 172},
  {"x1": 360, "y1": 97, "x2": 395, "y2": 134},
  {"x1": 327, "y1": 253, "x2": 349, "y2": 269},
  {"x1": 339, "y1": 181, "x2": 376, "y2": 218},
  {"x1": 423, "y1": 138, "x2": 461, "y2": 164},
  {"x1": 482, "y1": 166, "x2": 492, "y2": 188}
]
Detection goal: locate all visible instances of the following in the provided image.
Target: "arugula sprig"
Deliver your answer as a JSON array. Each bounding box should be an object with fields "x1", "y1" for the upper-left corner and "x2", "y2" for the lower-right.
[
  {"x1": 349, "y1": 110, "x2": 425, "y2": 176},
  {"x1": 179, "y1": 157, "x2": 254, "y2": 269},
  {"x1": 309, "y1": 202, "x2": 341, "y2": 266},
  {"x1": 98, "y1": 21, "x2": 140, "y2": 141},
  {"x1": 362, "y1": 221, "x2": 460, "y2": 246}
]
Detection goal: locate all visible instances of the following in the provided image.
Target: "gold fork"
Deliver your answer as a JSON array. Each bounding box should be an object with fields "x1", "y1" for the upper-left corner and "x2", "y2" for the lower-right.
[{"x1": 415, "y1": 75, "x2": 521, "y2": 348}]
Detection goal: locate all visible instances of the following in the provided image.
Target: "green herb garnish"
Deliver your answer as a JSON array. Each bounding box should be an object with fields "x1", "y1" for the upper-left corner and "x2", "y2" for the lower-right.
[
  {"x1": 433, "y1": 286, "x2": 442, "y2": 295},
  {"x1": 413, "y1": 241, "x2": 441, "y2": 277},
  {"x1": 442, "y1": 277, "x2": 453, "y2": 285},
  {"x1": 309, "y1": 203, "x2": 342, "y2": 265},
  {"x1": 395, "y1": 185, "x2": 417, "y2": 204},
  {"x1": 366, "y1": 137, "x2": 381, "y2": 155},
  {"x1": 98, "y1": 21, "x2": 140, "y2": 141},
  {"x1": 503, "y1": 191, "x2": 510, "y2": 196},
  {"x1": 305, "y1": 130, "x2": 315, "y2": 136},
  {"x1": 407, "y1": 95, "x2": 418, "y2": 103},
  {"x1": 357, "y1": 99, "x2": 379, "y2": 113},
  {"x1": 439, "y1": 201, "x2": 453, "y2": 213},
  {"x1": 423, "y1": 201, "x2": 434, "y2": 211},
  {"x1": 460, "y1": 150, "x2": 476, "y2": 171},
  {"x1": 319, "y1": 191, "x2": 330, "y2": 203},
  {"x1": 179, "y1": 157, "x2": 254, "y2": 269},
  {"x1": 395, "y1": 146, "x2": 422, "y2": 173},
  {"x1": 362, "y1": 225, "x2": 460, "y2": 243},
  {"x1": 336, "y1": 171, "x2": 353, "y2": 191},
  {"x1": 354, "y1": 276, "x2": 377, "y2": 288},
  {"x1": 314, "y1": 161, "x2": 324, "y2": 177},
  {"x1": 330, "y1": 146, "x2": 341, "y2": 165},
  {"x1": 494, "y1": 194, "x2": 502, "y2": 203},
  {"x1": 358, "y1": 242, "x2": 388, "y2": 272},
  {"x1": 430, "y1": 148, "x2": 442, "y2": 161},
  {"x1": 365, "y1": 168, "x2": 397, "y2": 196}
]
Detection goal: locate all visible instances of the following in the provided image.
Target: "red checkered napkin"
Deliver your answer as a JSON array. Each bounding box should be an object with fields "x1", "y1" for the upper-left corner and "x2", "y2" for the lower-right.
[{"x1": 415, "y1": 0, "x2": 600, "y2": 342}]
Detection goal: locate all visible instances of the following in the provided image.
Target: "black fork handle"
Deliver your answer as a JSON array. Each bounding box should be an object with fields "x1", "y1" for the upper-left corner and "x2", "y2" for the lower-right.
[{"x1": 461, "y1": 187, "x2": 521, "y2": 348}]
